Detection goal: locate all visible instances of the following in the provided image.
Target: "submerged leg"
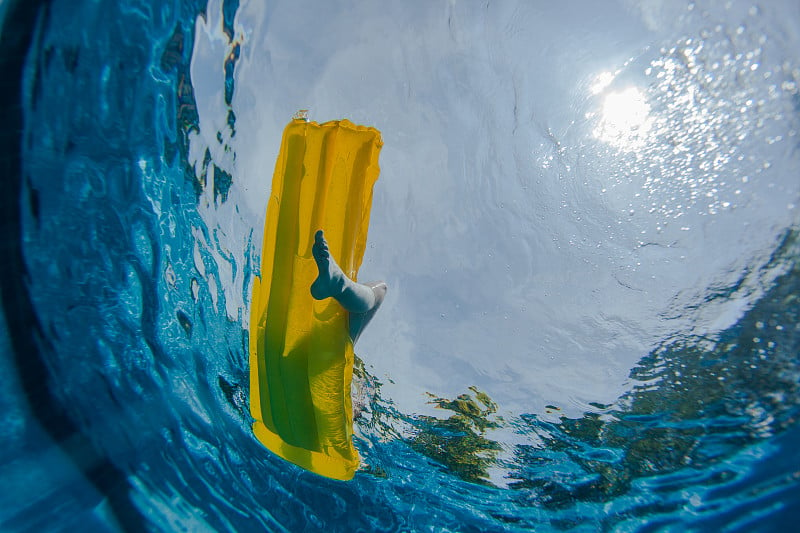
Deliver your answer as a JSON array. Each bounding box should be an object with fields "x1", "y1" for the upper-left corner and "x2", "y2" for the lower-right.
[
  {"x1": 310, "y1": 230, "x2": 387, "y2": 343},
  {"x1": 346, "y1": 281, "x2": 387, "y2": 344}
]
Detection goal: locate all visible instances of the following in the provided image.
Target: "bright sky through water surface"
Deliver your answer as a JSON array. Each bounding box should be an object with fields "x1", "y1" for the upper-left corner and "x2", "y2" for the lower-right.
[{"x1": 188, "y1": 0, "x2": 800, "y2": 421}]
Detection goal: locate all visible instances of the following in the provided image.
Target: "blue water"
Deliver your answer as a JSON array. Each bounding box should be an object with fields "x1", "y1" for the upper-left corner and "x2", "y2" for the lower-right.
[{"x1": 1, "y1": 0, "x2": 799, "y2": 531}]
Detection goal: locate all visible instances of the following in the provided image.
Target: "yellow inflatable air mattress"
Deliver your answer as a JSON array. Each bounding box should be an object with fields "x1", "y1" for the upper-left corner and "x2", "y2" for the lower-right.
[{"x1": 249, "y1": 118, "x2": 382, "y2": 480}]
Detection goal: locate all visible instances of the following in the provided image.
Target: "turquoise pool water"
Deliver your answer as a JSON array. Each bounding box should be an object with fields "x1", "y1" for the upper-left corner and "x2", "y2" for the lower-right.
[{"x1": 1, "y1": 0, "x2": 799, "y2": 531}]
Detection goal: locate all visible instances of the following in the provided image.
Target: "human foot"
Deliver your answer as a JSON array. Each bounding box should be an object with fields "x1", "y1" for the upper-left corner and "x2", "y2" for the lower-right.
[{"x1": 310, "y1": 230, "x2": 346, "y2": 300}]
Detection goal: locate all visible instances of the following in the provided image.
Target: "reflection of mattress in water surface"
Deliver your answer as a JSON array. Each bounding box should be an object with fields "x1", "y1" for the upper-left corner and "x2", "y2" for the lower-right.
[{"x1": 249, "y1": 118, "x2": 382, "y2": 480}]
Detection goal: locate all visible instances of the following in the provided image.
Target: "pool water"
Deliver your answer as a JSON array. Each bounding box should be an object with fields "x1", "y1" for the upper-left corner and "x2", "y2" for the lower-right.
[{"x1": 1, "y1": 0, "x2": 799, "y2": 531}]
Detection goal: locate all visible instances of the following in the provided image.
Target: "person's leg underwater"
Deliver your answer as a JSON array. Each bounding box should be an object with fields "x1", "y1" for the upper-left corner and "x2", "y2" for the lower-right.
[{"x1": 310, "y1": 230, "x2": 387, "y2": 344}]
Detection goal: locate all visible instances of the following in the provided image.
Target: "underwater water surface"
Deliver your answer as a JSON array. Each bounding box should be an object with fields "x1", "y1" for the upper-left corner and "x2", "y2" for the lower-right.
[{"x1": 1, "y1": 0, "x2": 799, "y2": 531}]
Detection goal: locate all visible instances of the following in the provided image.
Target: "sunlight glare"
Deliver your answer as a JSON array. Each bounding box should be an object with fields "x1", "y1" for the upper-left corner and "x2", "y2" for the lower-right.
[{"x1": 593, "y1": 87, "x2": 653, "y2": 151}]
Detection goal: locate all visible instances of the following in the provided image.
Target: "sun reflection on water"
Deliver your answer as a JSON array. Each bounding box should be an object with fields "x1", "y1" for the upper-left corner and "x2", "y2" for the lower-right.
[
  {"x1": 587, "y1": 26, "x2": 799, "y2": 221},
  {"x1": 593, "y1": 86, "x2": 653, "y2": 151}
]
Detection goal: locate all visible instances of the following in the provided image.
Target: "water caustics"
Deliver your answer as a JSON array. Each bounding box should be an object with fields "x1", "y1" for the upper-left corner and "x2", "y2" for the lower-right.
[{"x1": 2, "y1": 0, "x2": 800, "y2": 531}]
